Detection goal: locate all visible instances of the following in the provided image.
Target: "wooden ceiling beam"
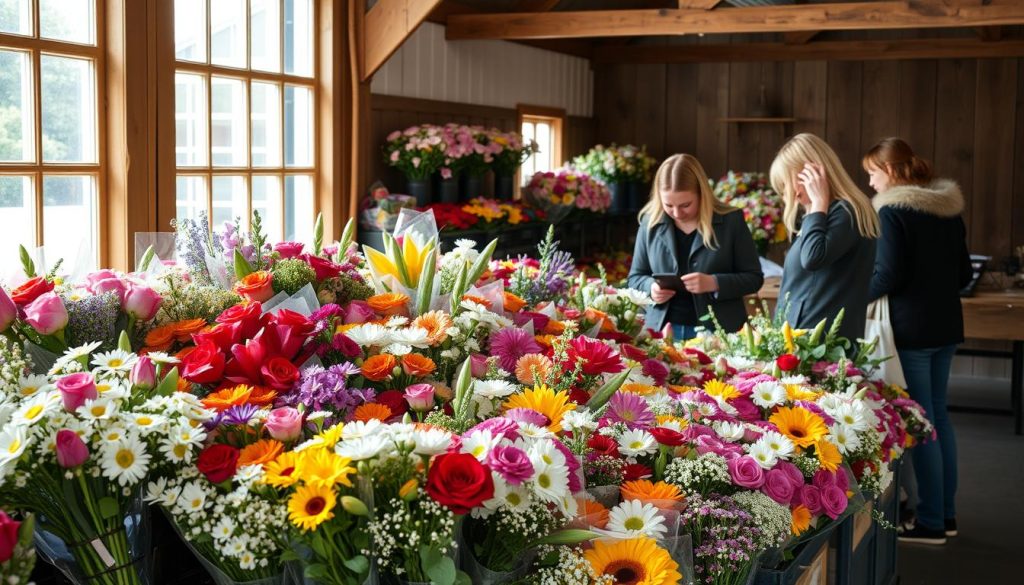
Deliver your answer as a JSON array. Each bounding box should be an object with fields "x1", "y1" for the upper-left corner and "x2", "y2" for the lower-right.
[
  {"x1": 975, "y1": 26, "x2": 1003, "y2": 42},
  {"x1": 592, "y1": 37, "x2": 1024, "y2": 64},
  {"x1": 428, "y1": 0, "x2": 594, "y2": 58},
  {"x1": 446, "y1": 2, "x2": 1024, "y2": 40},
  {"x1": 363, "y1": 0, "x2": 444, "y2": 81},
  {"x1": 677, "y1": 0, "x2": 720, "y2": 8},
  {"x1": 783, "y1": 30, "x2": 820, "y2": 45}
]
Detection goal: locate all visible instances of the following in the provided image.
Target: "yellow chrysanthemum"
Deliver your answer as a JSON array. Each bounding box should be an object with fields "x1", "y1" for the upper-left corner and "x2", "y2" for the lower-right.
[
  {"x1": 287, "y1": 483, "x2": 336, "y2": 531},
  {"x1": 502, "y1": 384, "x2": 576, "y2": 433},
  {"x1": 815, "y1": 438, "x2": 842, "y2": 473},
  {"x1": 296, "y1": 448, "x2": 355, "y2": 489},
  {"x1": 703, "y1": 379, "x2": 740, "y2": 401},
  {"x1": 769, "y1": 407, "x2": 828, "y2": 449},
  {"x1": 785, "y1": 384, "x2": 821, "y2": 402},
  {"x1": 263, "y1": 451, "x2": 300, "y2": 488},
  {"x1": 621, "y1": 382, "x2": 659, "y2": 396},
  {"x1": 584, "y1": 537, "x2": 682, "y2": 585}
]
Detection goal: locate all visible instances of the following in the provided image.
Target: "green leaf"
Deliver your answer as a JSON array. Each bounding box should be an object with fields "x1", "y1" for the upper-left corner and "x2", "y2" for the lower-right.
[
  {"x1": 97, "y1": 497, "x2": 120, "y2": 519},
  {"x1": 233, "y1": 248, "x2": 254, "y2": 280},
  {"x1": 136, "y1": 245, "x2": 156, "y2": 272},
  {"x1": 310, "y1": 533, "x2": 329, "y2": 559},
  {"x1": 452, "y1": 356, "x2": 474, "y2": 423},
  {"x1": 449, "y1": 263, "x2": 468, "y2": 315},
  {"x1": 811, "y1": 344, "x2": 827, "y2": 359},
  {"x1": 466, "y1": 238, "x2": 498, "y2": 285},
  {"x1": 18, "y1": 245, "x2": 36, "y2": 278},
  {"x1": 118, "y1": 330, "x2": 132, "y2": 352},
  {"x1": 338, "y1": 218, "x2": 356, "y2": 262},
  {"x1": 421, "y1": 545, "x2": 456, "y2": 585},
  {"x1": 154, "y1": 366, "x2": 179, "y2": 396},
  {"x1": 313, "y1": 213, "x2": 324, "y2": 255},
  {"x1": 383, "y1": 233, "x2": 412, "y2": 287},
  {"x1": 341, "y1": 554, "x2": 369, "y2": 575},
  {"x1": 586, "y1": 368, "x2": 632, "y2": 411},
  {"x1": 529, "y1": 529, "x2": 600, "y2": 548},
  {"x1": 415, "y1": 245, "x2": 438, "y2": 316},
  {"x1": 305, "y1": 564, "x2": 330, "y2": 580},
  {"x1": 279, "y1": 549, "x2": 301, "y2": 562},
  {"x1": 454, "y1": 571, "x2": 472, "y2": 585}
]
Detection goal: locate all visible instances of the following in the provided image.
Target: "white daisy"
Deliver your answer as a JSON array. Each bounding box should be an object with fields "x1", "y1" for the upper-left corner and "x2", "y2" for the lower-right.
[
  {"x1": 341, "y1": 419, "x2": 384, "y2": 440},
  {"x1": 334, "y1": 436, "x2": 390, "y2": 460},
  {"x1": 50, "y1": 342, "x2": 103, "y2": 374},
  {"x1": 176, "y1": 481, "x2": 207, "y2": 515},
  {"x1": 758, "y1": 430, "x2": 795, "y2": 460},
  {"x1": 238, "y1": 551, "x2": 256, "y2": 571},
  {"x1": 92, "y1": 350, "x2": 138, "y2": 374},
  {"x1": 829, "y1": 424, "x2": 862, "y2": 455},
  {"x1": 695, "y1": 402, "x2": 719, "y2": 418},
  {"x1": 170, "y1": 424, "x2": 207, "y2": 448},
  {"x1": 159, "y1": 439, "x2": 194, "y2": 464},
  {"x1": 780, "y1": 375, "x2": 808, "y2": 385},
  {"x1": 390, "y1": 326, "x2": 431, "y2": 348},
  {"x1": 714, "y1": 421, "x2": 747, "y2": 442},
  {"x1": 143, "y1": 351, "x2": 179, "y2": 366},
  {"x1": 603, "y1": 500, "x2": 668, "y2": 540},
  {"x1": 474, "y1": 380, "x2": 518, "y2": 399},
  {"x1": 156, "y1": 485, "x2": 181, "y2": 508},
  {"x1": 100, "y1": 437, "x2": 151, "y2": 486},
  {"x1": 752, "y1": 381, "x2": 787, "y2": 409},
  {"x1": 10, "y1": 392, "x2": 60, "y2": 427},
  {"x1": 747, "y1": 442, "x2": 779, "y2": 469},
  {"x1": 832, "y1": 403, "x2": 869, "y2": 432},
  {"x1": 517, "y1": 422, "x2": 553, "y2": 440},
  {"x1": 461, "y1": 429, "x2": 501, "y2": 461},
  {"x1": 527, "y1": 438, "x2": 567, "y2": 468},
  {"x1": 344, "y1": 324, "x2": 391, "y2": 347},
  {"x1": 95, "y1": 380, "x2": 129, "y2": 401},
  {"x1": 100, "y1": 424, "x2": 131, "y2": 444},
  {"x1": 78, "y1": 397, "x2": 118, "y2": 423},
  {"x1": 225, "y1": 536, "x2": 247, "y2": 557},
  {"x1": 617, "y1": 429, "x2": 657, "y2": 459},
  {"x1": 17, "y1": 374, "x2": 52, "y2": 398},
  {"x1": 0, "y1": 426, "x2": 29, "y2": 466},
  {"x1": 145, "y1": 477, "x2": 168, "y2": 504},
  {"x1": 131, "y1": 413, "x2": 168, "y2": 436},
  {"x1": 500, "y1": 483, "x2": 533, "y2": 513},
  {"x1": 212, "y1": 516, "x2": 236, "y2": 541},
  {"x1": 531, "y1": 461, "x2": 570, "y2": 503},
  {"x1": 412, "y1": 428, "x2": 451, "y2": 456},
  {"x1": 381, "y1": 343, "x2": 412, "y2": 356}
]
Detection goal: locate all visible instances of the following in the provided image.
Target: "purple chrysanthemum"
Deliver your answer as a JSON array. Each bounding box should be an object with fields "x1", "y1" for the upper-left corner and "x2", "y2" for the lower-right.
[{"x1": 604, "y1": 391, "x2": 655, "y2": 429}]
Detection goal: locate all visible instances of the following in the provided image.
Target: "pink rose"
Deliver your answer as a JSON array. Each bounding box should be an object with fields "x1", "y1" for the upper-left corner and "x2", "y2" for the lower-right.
[
  {"x1": 124, "y1": 282, "x2": 162, "y2": 321},
  {"x1": 728, "y1": 455, "x2": 765, "y2": 489},
  {"x1": 470, "y1": 354, "x2": 489, "y2": 378},
  {"x1": 762, "y1": 468, "x2": 796, "y2": 505},
  {"x1": 85, "y1": 269, "x2": 118, "y2": 289},
  {"x1": 0, "y1": 287, "x2": 15, "y2": 332},
  {"x1": 343, "y1": 300, "x2": 375, "y2": 324},
  {"x1": 820, "y1": 485, "x2": 848, "y2": 519},
  {"x1": 23, "y1": 292, "x2": 68, "y2": 335},
  {"x1": 404, "y1": 383, "x2": 436, "y2": 412},
  {"x1": 0, "y1": 511, "x2": 20, "y2": 564},
  {"x1": 274, "y1": 242, "x2": 305, "y2": 259},
  {"x1": 813, "y1": 469, "x2": 837, "y2": 490},
  {"x1": 799, "y1": 485, "x2": 823, "y2": 515},
  {"x1": 130, "y1": 356, "x2": 156, "y2": 389},
  {"x1": 57, "y1": 372, "x2": 98, "y2": 412},
  {"x1": 775, "y1": 461, "x2": 806, "y2": 490},
  {"x1": 91, "y1": 277, "x2": 127, "y2": 303},
  {"x1": 55, "y1": 429, "x2": 90, "y2": 468},
  {"x1": 264, "y1": 407, "x2": 303, "y2": 442}
]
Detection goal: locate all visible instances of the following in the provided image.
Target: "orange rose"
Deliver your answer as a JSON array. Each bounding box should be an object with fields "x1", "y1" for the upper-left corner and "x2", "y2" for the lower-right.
[
  {"x1": 361, "y1": 354, "x2": 397, "y2": 381},
  {"x1": 401, "y1": 353, "x2": 436, "y2": 377},
  {"x1": 502, "y1": 291, "x2": 527, "y2": 313},
  {"x1": 144, "y1": 324, "x2": 177, "y2": 352},
  {"x1": 237, "y1": 439, "x2": 284, "y2": 467},
  {"x1": 235, "y1": 271, "x2": 275, "y2": 303},
  {"x1": 172, "y1": 319, "x2": 208, "y2": 343},
  {"x1": 367, "y1": 293, "x2": 410, "y2": 317},
  {"x1": 542, "y1": 320, "x2": 566, "y2": 335}
]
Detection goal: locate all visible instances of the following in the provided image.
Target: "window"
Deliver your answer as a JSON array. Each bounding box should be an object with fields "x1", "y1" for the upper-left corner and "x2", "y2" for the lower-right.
[
  {"x1": 173, "y1": 0, "x2": 316, "y2": 244},
  {"x1": 518, "y1": 105, "x2": 564, "y2": 184},
  {"x1": 0, "y1": 0, "x2": 103, "y2": 274}
]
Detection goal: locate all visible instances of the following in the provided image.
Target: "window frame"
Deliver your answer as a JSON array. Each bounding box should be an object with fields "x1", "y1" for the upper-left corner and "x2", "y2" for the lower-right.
[{"x1": 517, "y1": 103, "x2": 565, "y2": 190}]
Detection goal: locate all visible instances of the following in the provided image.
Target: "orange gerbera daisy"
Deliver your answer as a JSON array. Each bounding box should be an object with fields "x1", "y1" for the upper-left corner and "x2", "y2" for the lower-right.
[
  {"x1": 514, "y1": 353, "x2": 553, "y2": 386},
  {"x1": 502, "y1": 291, "x2": 527, "y2": 313},
  {"x1": 620, "y1": 480, "x2": 685, "y2": 509},
  {"x1": 366, "y1": 292, "x2": 410, "y2": 317},
  {"x1": 411, "y1": 311, "x2": 452, "y2": 345},
  {"x1": 361, "y1": 354, "x2": 397, "y2": 382},
  {"x1": 662, "y1": 344, "x2": 685, "y2": 364},
  {"x1": 143, "y1": 324, "x2": 177, "y2": 352},
  {"x1": 172, "y1": 318, "x2": 207, "y2": 342},
  {"x1": 401, "y1": 353, "x2": 436, "y2": 377},
  {"x1": 247, "y1": 385, "x2": 278, "y2": 406},
  {"x1": 461, "y1": 294, "x2": 492, "y2": 309},
  {"x1": 502, "y1": 384, "x2": 575, "y2": 433},
  {"x1": 237, "y1": 439, "x2": 284, "y2": 468},
  {"x1": 575, "y1": 498, "x2": 610, "y2": 529},
  {"x1": 352, "y1": 403, "x2": 392, "y2": 423},
  {"x1": 815, "y1": 438, "x2": 842, "y2": 473},
  {"x1": 202, "y1": 385, "x2": 253, "y2": 412},
  {"x1": 791, "y1": 505, "x2": 812, "y2": 535},
  {"x1": 769, "y1": 406, "x2": 828, "y2": 449}
]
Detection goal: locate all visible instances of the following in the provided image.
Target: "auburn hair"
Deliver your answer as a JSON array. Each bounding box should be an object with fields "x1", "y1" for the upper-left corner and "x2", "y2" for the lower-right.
[{"x1": 862, "y1": 137, "x2": 934, "y2": 187}]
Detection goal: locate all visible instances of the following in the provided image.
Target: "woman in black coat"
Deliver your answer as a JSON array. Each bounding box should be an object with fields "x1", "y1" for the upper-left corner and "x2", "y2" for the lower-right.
[
  {"x1": 628, "y1": 154, "x2": 763, "y2": 340},
  {"x1": 865, "y1": 137, "x2": 972, "y2": 546}
]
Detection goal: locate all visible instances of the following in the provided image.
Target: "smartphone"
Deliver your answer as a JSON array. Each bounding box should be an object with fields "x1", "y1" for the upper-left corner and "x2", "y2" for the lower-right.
[{"x1": 653, "y1": 273, "x2": 686, "y2": 292}]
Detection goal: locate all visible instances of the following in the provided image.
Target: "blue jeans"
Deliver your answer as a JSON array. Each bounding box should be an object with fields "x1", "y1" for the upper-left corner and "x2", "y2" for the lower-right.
[
  {"x1": 899, "y1": 345, "x2": 958, "y2": 530},
  {"x1": 671, "y1": 324, "x2": 699, "y2": 342}
]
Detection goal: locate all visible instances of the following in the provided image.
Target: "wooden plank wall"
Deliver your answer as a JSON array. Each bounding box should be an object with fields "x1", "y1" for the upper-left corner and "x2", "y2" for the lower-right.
[
  {"x1": 594, "y1": 54, "x2": 1024, "y2": 380},
  {"x1": 367, "y1": 94, "x2": 596, "y2": 197}
]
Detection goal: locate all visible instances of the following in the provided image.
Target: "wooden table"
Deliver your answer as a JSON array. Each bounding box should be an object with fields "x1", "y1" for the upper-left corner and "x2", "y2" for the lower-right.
[{"x1": 751, "y1": 278, "x2": 1024, "y2": 434}]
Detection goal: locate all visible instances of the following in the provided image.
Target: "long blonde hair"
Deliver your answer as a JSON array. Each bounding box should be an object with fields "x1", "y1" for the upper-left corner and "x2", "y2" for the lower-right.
[
  {"x1": 639, "y1": 153, "x2": 734, "y2": 249},
  {"x1": 769, "y1": 133, "x2": 880, "y2": 239}
]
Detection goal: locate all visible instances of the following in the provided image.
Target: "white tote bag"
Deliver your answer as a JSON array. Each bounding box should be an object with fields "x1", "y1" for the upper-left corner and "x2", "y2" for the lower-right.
[{"x1": 864, "y1": 297, "x2": 907, "y2": 387}]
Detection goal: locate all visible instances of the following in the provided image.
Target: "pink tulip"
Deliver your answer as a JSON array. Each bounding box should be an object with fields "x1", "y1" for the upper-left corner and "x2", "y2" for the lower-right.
[
  {"x1": 55, "y1": 429, "x2": 90, "y2": 468},
  {"x1": 0, "y1": 511, "x2": 20, "y2": 564},
  {"x1": 22, "y1": 292, "x2": 68, "y2": 335},
  {"x1": 57, "y1": 372, "x2": 98, "y2": 412},
  {"x1": 264, "y1": 407, "x2": 303, "y2": 442},
  {"x1": 0, "y1": 287, "x2": 15, "y2": 333},
  {"x1": 470, "y1": 354, "x2": 489, "y2": 378},
  {"x1": 404, "y1": 383, "x2": 436, "y2": 412},
  {"x1": 124, "y1": 282, "x2": 162, "y2": 321},
  {"x1": 130, "y1": 356, "x2": 156, "y2": 389}
]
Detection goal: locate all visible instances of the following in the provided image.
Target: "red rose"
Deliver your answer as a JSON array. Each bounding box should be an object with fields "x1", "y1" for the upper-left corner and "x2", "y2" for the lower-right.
[
  {"x1": 269, "y1": 309, "x2": 316, "y2": 357},
  {"x1": 649, "y1": 427, "x2": 685, "y2": 447},
  {"x1": 684, "y1": 348, "x2": 712, "y2": 365},
  {"x1": 10, "y1": 276, "x2": 54, "y2": 305},
  {"x1": 261, "y1": 357, "x2": 299, "y2": 390},
  {"x1": 623, "y1": 463, "x2": 653, "y2": 481},
  {"x1": 192, "y1": 322, "x2": 241, "y2": 350},
  {"x1": 375, "y1": 390, "x2": 408, "y2": 417},
  {"x1": 216, "y1": 302, "x2": 266, "y2": 340},
  {"x1": 777, "y1": 354, "x2": 800, "y2": 372},
  {"x1": 197, "y1": 444, "x2": 240, "y2": 484},
  {"x1": 587, "y1": 434, "x2": 619, "y2": 457},
  {"x1": 426, "y1": 453, "x2": 495, "y2": 514},
  {"x1": 568, "y1": 387, "x2": 591, "y2": 406},
  {"x1": 181, "y1": 340, "x2": 226, "y2": 385},
  {"x1": 301, "y1": 254, "x2": 344, "y2": 281}
]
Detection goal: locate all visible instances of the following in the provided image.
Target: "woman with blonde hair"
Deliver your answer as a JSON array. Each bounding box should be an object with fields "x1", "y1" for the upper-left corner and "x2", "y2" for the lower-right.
[
  {"x1": 628, "y1": 154, "x2": 763, "y2": 340},
  {"x1": 769, "y1": 133, "x2": 879, "y2": 343}
]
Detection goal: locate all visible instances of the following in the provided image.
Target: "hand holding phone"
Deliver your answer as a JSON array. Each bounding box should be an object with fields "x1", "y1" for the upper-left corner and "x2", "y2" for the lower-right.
[{"x1": 653, "y1": 273, "x2": 686, "y2": 292}]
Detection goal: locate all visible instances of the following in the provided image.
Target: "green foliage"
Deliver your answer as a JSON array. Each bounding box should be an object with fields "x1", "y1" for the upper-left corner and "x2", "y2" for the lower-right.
[{"x1": 271, "y1": 258, "x2": 317, "y2": 295}]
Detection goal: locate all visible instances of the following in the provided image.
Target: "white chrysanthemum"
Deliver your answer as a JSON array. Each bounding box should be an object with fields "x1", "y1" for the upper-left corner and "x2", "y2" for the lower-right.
[
  {"x1": 92, "y1": 350, "x2": 138, "y2": 374},
  {"x1": 159, "y1": 439, "x2": 194, "y2": 464},
  {"x1": 212, "y1": 516, "x2": 237, "y2": 541},
  {"x1": 78, "y1": 397, "x2": 118, "y2": 422},
  {"x1": 341, "y1": 419, "x2": 384, "y2": 440},
  {"x1": 602, "y1": 500, "x2": 668, "y2": 540},
  {"x1": 747, "y1": 441, "x2": 779, "y2": 469},
  {"x1": 714, "y1": 421, "x2": 746, "y2": 442},
  {"x1": 225, "y1": 536, "x2": 247, "y2": 557},
  {"x1": 474, "y1": 379, "x2": 518, "y2": 399},
  {"x1": 335, "y1": 435, "x2": 390, "y2": 460},
  {"x1": 517, "y1": 422, "x2": 553, "y2": 440},
  {"x1": 757, "y1": 430, "x2": 795, "y2": 460},
  {"x1": 617, "y1": 429, "x2": 657, "y2": 458},
  {"x1": 462, "y1": 429, "x2": 501, "y2": 461},
  {"x1": 0, "y1": 426, "x2": 29, "y2": 466},
  {"x1": 177, "y1": 481, "x2": 207, "y2": 515},
  {"x1": 831, "y1": 403, "x2": 869, "y2": 432},
  {"x1": 752, "y1": 381, "x2": 787, "y2": 409},
  {"x1": 385, "y1": 316, "x2": 409, "y2": 328},
  {"x1": 344, "y1": 323, "x2": 391, "y2": 347},
  {"x1": 381, "y1": 343, "x2": 412, "y2": 356},
  {"x1": 618, "y1": 288, "x2": 654, "y2": 307},
  {"x1": 531, "y1": 461, "x2": 570, "y2": 503},
  {"x1": 780, "y1": 375, "x2": 807, "y2": 385},
  {"x1": 816, "y1": 393, "x2": 845, "y2": 414},
  {"x1": 562, "y1": 409, "x2": 598, "y2": 433},
  {"x1": 10, "y1": 391, "x2": 60, "y2": 427},
  {"x1": 235, "y1": 464, "x2": 264, "y2": 485},
  {"x1": 390, "y1": 326, "x2": 431, "y2": 348},
  {"x1": 100, "y1": 437, "x2": 151, "y2": 486},
  {"x1": 696, "y1": 402, "x2": 719, "y2": 418},
  {"x1": 17, "y1": 374, "x2": 52, "y2": 398},
  {"x1": 156, "y1": 485, "x2": 181, "y2": 508},
  {"x1": 829, "y1": 424, "x2": 862, "y2": 455},
  {"x1": 412, "y1": 428, "x2": 451, "y2": 456}
]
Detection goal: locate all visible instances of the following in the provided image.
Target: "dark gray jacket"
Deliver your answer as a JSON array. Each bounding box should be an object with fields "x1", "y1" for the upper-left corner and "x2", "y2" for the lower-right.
[
  {"x1": 628, "y1": 209, "x2": 764, "y2": 333},
  {"x1": 778, "y1": 200, "x2": 877, "y2": 343}
]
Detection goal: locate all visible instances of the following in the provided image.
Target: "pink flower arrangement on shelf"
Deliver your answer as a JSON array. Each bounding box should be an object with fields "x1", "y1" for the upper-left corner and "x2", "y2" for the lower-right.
[
  {"x1": 383, "y1": 124, "x2": 537, "y2": 181},
  {"x1": 523, "y1": 167, "x2": 613, "y2": 219}
]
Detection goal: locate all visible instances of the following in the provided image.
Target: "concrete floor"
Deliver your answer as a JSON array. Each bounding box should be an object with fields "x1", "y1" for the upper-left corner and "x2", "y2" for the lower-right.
[{"x1": 897, "y1": 376, "x2": 1024, "y2": 585}]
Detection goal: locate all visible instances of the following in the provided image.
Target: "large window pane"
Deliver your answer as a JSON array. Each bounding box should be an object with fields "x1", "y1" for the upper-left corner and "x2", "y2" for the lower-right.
[
  {"x1": 0, "y1": 176, "x2": 35, "y2": 275},
  {"x1": 0, "y1": 49, "x2": 34, "y2": 163},
  {"x1": 40, "y1": 0, "x2": 95, "y2": 45},
  {"x1": 41, "y1": 54, "x2": 97, "y2": 163},
  {"x1": 174, "y1": 0, "x2": 207, "y2": 62},
  {"x1": 176, "y1": 175, "x2": 207, "y2": 223},
  {"x1": 211, "y1": 175, "x2": 247, "y2": 229},
  {"x1": 284, "y1": 174, "x2": 312, "y2": 243},
  {"x1": 211, "y1": 76, "x2": 247, "y2": 167},
  {"x1": 283, "y1": 0, "x2": 312, "y2": 77},
  {"x1": 251, "y1": 175, "x2": 282, "y2": 243},
  {"x1": 284, "y1": 84, "x2": 312, "y2": 167},
  {"x1": 43, "y1": 175, "x2": 97, "y2": 271},
  {"x1": 210, "y1": 0, "x2": 246, "y2": 68},
  {"x1": 175, "y1": 72, "x2": 207, "y2": 166},
  {"x1": 251, "y1": 81, "x2": 281, "y2": 168},
  {"x1": 251, "y1": 0, "x2": 280, "y2": 73},
  {"x1": 536, "y1": 122, "x2": 552, "y2": 172},
  {"x1": 0, "y1": 0, "x2": 32, "y2": 35}
]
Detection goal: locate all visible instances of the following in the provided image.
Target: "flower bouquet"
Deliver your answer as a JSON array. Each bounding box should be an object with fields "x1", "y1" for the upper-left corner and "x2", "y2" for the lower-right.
[
  {"x1": 523, "y1": 169, "x2": 612, "y2": 222},
  {"x1": 571, "y1": 144, "x2": 656, "y2": 185},
  {"x1": 383, "y1": 125, "x2": 449, "y2": 183},
  {"x1": 713, "y1": 172, "x2": 786, "y2": 255}
]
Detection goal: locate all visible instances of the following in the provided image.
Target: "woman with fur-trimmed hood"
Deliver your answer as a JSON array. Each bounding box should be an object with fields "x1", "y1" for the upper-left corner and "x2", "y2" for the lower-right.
[{"x1": 864, "y1": 137, "x2": 973, "y2": 547}]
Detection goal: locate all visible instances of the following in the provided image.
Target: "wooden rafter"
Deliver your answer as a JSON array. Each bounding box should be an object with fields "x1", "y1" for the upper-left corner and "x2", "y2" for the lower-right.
[
  {"x1": 362, "y1": 0, "x2": 444, "y2": 81},
  {"x1": 428, "y1": 0, "x2": 593, "y2": 58},
  {"x1": 592, "y1": 37, "x2": 1024, "y2": 64},
  {"x1": 677, "y1": 0, "x2": 720, "y2": 8},
  {"x1": 975, "y1": 26, "x2": 1003, "y2": 41},
  {"x1": 445, "y1": 2, "x2": 1024, "y2": 40},
  {"x1": 783, "y1": 31, "x2": 820, "y2": 45}
]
